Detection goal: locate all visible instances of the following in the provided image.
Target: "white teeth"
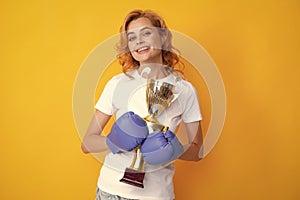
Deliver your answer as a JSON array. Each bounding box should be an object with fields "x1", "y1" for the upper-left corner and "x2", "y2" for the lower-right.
[{"x1": 137, "y1": 46, "x2": 149, "y2": 52}]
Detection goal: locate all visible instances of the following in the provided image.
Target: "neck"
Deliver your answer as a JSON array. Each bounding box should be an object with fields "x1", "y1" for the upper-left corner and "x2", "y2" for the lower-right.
[{"x1": 138, "y1": 63, "x2": 169, "y2": 79}]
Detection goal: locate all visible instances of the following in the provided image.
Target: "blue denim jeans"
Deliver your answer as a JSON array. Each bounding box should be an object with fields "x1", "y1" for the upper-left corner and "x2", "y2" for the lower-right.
[{"x1": 96, "y1": 188, "x2": 137, "y2": 200}]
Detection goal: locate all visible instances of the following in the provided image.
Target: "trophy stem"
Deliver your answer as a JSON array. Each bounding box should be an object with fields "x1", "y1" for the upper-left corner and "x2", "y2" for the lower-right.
[
  {"x1": 127, "y1": 147, "x2": 144, "y2": 171},
  {"x1": 144, "y1": 114, "x2": 169, "y2": 132},
  {"x1": 143, "y1": 114, "x2": 156, "y2": 123},
  {"x1": 129, "y1": 147, "x2": 138, "y2": 169},
  {"x1": 137, "y1": 148, "x2": 145, "y2": 172}
]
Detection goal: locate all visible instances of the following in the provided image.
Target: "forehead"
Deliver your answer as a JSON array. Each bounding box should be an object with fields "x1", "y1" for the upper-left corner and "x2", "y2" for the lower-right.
[{"x1": 127, "y1": 17, "x2": 154, "y2": 31}]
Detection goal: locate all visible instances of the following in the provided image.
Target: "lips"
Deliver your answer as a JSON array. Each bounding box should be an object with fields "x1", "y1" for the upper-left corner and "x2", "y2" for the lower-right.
[{"x1": 135, "y1": 46, "x2": 151, "y2": 53}]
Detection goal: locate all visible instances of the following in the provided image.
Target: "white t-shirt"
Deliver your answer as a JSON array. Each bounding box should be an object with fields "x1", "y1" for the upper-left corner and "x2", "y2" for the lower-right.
[{"x1": 95, "y1": 69, "x2": 202, "y2": 200}]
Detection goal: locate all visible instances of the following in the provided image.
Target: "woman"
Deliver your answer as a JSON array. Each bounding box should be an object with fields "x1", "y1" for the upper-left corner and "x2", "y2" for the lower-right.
[{"x1": 81, "y1": 9, "x2": 203, "y2": 200}]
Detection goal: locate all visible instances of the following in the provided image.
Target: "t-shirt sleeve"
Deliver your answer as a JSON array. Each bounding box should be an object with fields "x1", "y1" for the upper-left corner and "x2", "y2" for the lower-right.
[
  {"x1": 94, "y1": 76, "x2": 118, "y2": 115},
  {"x1": 181, "y1": 83, "x2": 202, "y2": 123}
]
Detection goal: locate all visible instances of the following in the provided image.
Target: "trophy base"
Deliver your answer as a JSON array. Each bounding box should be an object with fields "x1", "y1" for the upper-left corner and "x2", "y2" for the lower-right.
[{"x1": 119, "y1": 168, "x2": 145, "y2": 188}]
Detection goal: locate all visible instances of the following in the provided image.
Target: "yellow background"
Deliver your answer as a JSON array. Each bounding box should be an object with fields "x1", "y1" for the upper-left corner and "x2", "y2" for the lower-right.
[{"x1": 1, "y1": 0, "x2": 299, "y2": 199}]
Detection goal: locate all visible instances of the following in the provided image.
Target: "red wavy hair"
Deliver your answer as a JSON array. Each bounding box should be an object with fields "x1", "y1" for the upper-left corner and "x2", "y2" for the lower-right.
[{"x1": 116, "y1": 9, "x2": 184, "y2": 76}]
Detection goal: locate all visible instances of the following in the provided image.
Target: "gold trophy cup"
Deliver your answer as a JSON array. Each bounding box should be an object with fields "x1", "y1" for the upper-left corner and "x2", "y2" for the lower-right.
[{"x1": 120, "y1": 79, "x2": 175, "y2": 188}]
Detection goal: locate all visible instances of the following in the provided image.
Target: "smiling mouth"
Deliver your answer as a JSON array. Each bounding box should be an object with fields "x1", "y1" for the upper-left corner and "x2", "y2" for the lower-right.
[{"x1": 135, "y1": 46, "x2": 151, "y2": 53}]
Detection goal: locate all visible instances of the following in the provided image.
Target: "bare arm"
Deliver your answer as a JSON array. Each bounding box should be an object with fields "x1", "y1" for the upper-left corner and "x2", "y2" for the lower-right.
[
  {"x1": 81, "y1": 110, "x2": 111, "y2": 154},
  {"x1": 178, "y1": 121, "x2": 203, "y2": 161}
]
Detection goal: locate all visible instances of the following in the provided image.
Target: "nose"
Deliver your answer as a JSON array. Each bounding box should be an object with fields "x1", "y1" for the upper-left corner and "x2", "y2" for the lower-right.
[{"x1": 136, "y1": 36, "x2": 145, "y2": 45}]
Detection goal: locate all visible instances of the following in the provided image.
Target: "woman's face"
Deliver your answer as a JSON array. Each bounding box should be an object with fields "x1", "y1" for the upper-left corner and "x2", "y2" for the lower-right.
[{"x1": 126, "y1": 17, "x2": 164, "y2": 65}]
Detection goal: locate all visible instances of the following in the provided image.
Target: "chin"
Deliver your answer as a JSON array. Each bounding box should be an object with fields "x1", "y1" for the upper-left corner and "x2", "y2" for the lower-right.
[
  {"x1": 132, "y1": 52, "x2": 161, "y2": 64},
  {"x1": 132, "y1": 54, "x2": 152, "y2": 63}
]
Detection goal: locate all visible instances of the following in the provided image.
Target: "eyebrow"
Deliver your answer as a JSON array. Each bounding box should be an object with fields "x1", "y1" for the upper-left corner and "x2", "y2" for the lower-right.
[{"x1": 127, "y1": 27, "x2": 153, "y2": 36}]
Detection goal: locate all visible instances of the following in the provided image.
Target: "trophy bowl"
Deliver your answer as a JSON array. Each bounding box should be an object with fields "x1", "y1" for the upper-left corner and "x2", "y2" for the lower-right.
[{"x1": 144, "y1": 79, "x2": 175, "y2": 132}]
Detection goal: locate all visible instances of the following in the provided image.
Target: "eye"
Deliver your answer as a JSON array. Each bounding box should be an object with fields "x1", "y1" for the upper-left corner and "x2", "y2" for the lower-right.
[
  {"x1": 128, "y1": 36, "x2": 136, "y2": 42},
  {"x1": 143, "y1": 31, "x2": 152, "y2": 37}
]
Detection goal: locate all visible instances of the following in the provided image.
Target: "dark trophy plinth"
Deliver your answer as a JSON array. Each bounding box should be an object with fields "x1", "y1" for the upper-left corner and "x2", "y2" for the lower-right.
[{"x1": 120, "y1": 168, "x2": 145, "y2": 188}]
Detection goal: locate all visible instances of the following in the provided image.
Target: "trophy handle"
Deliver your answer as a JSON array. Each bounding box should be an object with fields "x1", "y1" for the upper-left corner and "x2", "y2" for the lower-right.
[{"x1": 162, "y1": 126, "x2": 169, "y2": 133}]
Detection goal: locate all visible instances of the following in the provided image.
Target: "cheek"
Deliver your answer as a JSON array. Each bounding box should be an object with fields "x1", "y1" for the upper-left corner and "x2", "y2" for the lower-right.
[
  {"x1": 127, "y1": 42, "x2": 135, "y2": 52},
  {"x1": 150, "y1": 36, "x2": 163, "y2": 49}
]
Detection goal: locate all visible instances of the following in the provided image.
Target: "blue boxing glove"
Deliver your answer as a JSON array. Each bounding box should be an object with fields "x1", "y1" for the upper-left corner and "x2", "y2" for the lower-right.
[
  {"x1": 141, "y1": 130, "x2": 184, "y2": 165},
  {"x1": 106, "y1": 111, "x2": 149, "y2": 154}
]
